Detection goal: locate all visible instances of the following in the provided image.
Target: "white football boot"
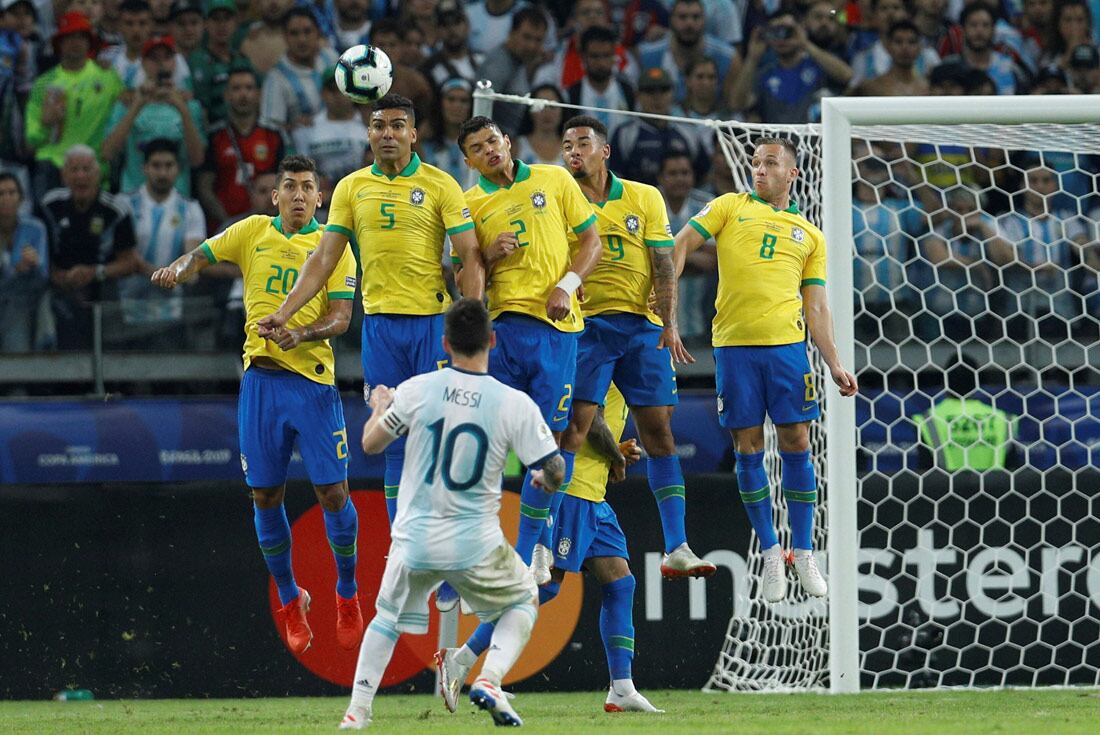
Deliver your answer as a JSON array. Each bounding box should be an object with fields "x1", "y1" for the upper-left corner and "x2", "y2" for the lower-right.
[
  {"x1": 338, "y1": 703, "x2": 372, "y2": 730},
  {"x1": 469, "y1": 678, "x2": 523, "y2": 726},
  {"x1": 434, "y1": 647, "x2": 471, "y2": 713},
  {"x1": 604, "y1": 686, "x2": 665, "y2": 713},
  {"x1": 793, "y1": 549, "x2": 828, "y2": 597},
  {"x1": 530, "y1": 543, "x2": 553, "y2": 586},
  {"x1": 761, "y1": 545, "x2": 788, "y2": 603},
  {"x1": 660, "y1": 543, "x2": 718, "y2": 579}
]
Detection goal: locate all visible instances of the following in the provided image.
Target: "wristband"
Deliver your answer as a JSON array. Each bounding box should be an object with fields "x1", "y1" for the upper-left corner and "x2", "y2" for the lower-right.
[{"x1": 555, "y1": 271, "x2": 582, "y2": 295}]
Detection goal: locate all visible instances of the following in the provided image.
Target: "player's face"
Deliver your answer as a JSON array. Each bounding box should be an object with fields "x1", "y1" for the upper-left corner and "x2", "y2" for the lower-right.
[
  {"x1": 368, "y1": 109, "x2": 417, "y2": 164},
  {"x1": 561, "y1": 126, "x2": 609, "y2": 181},
  {"x1": 750, "y1": 144, "x2": 797, "y2": 200},
  {"x1": 462, "y1": 126, "x2": 513, "y2": 177},
  {"x1": 273, "y1": 171, "x2": 322, "y2": 228}
]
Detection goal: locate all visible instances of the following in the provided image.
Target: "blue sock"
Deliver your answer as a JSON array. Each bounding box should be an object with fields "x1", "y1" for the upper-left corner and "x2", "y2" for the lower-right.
[
  {"x1": 323, "y1": 495, "x2": 358, "y2": 600},
  {"x1": 647, "y1": 454, "x2": 687, "y2": 554},
  {"x1": 600, "y1": 575, "x2": 636, "y2": 681},
  {"x1": 538, "y1": 450, "x2": 573, "y2": 548},
  {"x1": 517, "y1": 469, "x2": 554, "y2": 564},
  {"x1": 538, "y1": 581, "x2": 561, "y2": 605},
  {"x1": 736, "y1": 451, "x2": 779, "y2": 550},
  {"x1": 383, "y1": 438, "x2": 404, "y2": 525},
  {"x1": 781, "y1": 450, "x2": 817, "y2": 551},
  {"x1": 253, "y1": 503, "x2": 298, "y2": 606},
  {"x1": 465, "y1": 620, "x2": 496, "y2": 657}
]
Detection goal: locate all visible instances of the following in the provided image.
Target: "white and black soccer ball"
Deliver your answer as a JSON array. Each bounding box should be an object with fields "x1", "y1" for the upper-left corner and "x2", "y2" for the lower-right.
[{"x1": 334, "y1": 45, "x2": 393, "y2": 104}]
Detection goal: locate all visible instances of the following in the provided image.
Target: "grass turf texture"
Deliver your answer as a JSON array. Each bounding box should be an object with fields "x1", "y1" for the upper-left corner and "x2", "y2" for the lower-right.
[{"x1": 4, "y1": 689, "x2": 1097, "y2": 734}]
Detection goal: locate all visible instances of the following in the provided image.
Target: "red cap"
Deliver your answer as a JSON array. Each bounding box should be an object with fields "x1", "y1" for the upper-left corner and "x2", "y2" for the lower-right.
[
  {"x1": 53, "y1": 11, "x2": 95, "y2": 42},
  {"x1": 141, "y1": 35, "x2": 176, "y2": 58}
]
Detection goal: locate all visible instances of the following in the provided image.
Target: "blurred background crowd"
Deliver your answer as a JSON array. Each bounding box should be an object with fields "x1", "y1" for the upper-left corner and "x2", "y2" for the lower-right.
[{"x1": 0, "y1": 0, "x2": 1097, "y2": 371}]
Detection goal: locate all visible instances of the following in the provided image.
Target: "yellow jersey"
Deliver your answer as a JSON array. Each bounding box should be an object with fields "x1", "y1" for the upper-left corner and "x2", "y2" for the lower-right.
[
  {"x1": 568, "y1": 383, "x2": 628, "y2": 503},
  {"x1": 201, "y1": 215, "x2": 357, "y2": 384},
  {"x1": 327, "y1": 153, "x2": 474, "y2": 315},
  {"x1": 581, "y1": 173, "x2": 673, "y2": 325},
  {"x1": 463, "y1": 160, "x2": 596, "y2": 333},
  {"x1": 689, "y1": 192, "x2": 826, "y2": 347}
]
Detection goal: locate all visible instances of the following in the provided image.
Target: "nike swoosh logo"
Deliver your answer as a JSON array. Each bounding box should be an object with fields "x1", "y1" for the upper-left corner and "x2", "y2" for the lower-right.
[
  {"x1": 479, "y1": 214, "x2": 492, "y2": 224},
  {"x1": 552, "y1": 414, "x2": 568, "y2": 423},
  {"x1": 737, "y1": 216, "x2": 752, "y2": 223},
  {"x1": 801, "y1": 404, "x2": 815, "y2": 412},
  {"x1": 256, "y1": 247, "x2": 271, "y2": 252}
]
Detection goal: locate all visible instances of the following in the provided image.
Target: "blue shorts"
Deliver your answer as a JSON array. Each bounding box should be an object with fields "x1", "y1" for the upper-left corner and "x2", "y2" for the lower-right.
[
  {"x1": 238, "y1": 367, "x2": 348, "y2": 488},
  {"x1": 361, "y1": 313, "x2": 447, "y2": 401},
  {"x1": 714, "y1": 342, "x2": 820, "y2": 429},
  {"x1": 551, "y1": 493, "x2": 629, "y2": 572},
  {"x1": 574, "y1": 313, "x2": 677, "y2": 407},
  {"x1": 489, "y1": 313, "x2": 577, "y2": 432}
]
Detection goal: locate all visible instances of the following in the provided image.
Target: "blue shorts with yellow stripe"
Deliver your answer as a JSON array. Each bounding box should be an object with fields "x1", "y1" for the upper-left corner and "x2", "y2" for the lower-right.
[
  {"x1": 574, "y1": 313, "x2": 677, "y2": 407},
  {"x1": 489, "y1": 313, "x2": 577, "y2": 432},
  {"x1": 551, "y1": 493, "x2": 630, "y2": 572},
  {"x1": 361, "y1": 313, "x2": 447, "y2": 401},
  {"x1": 714, "y1": 342, "x2": 820, "y2": 429},
  {"x1": 238, "y1": 367, "x2": 349, "y2": 487}
]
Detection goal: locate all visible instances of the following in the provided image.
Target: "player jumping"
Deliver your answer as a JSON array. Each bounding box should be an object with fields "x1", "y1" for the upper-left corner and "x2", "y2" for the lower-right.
[
  {"x1": 673, "y1": 138, "x2": 858, "y2": 602},
  {"x1": 339, "y1": 298, "x2": 565, "y2": 729},
  {"x1": 151, "y1": 155, "x2": 364, "y2": 652}
]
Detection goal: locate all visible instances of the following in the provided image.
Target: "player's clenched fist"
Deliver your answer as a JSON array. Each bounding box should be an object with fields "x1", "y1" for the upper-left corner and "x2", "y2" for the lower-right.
[
  {"x1": 150, "y1": 266, "x2": 178, "y2": 289},
  {"x1": 368, "y1": 384, "x2": 394, "y2": 413},
  {"x1": 484, "y1": 231, "x2": 519, "y2": 266},
  {"x1": 545, "y1": 287, "x2": 571, "y2": 321}
]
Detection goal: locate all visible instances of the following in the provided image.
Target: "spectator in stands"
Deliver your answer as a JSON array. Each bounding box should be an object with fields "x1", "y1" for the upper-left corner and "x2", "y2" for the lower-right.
[
  {"x1": 239, "y1": 0, "x2": 291, "y2": 75},
  {"x1": 1042, "y1": 0, "x2": 1093, "y2": 71},
  {"x1": 368, "y1": 18, "x2": 434, "y2": 125},
  {"x1": 105, "y1": 0, "x2": 191, "y2": 89},
  {"x1": 609, "y1": 66, "x2": 702, "y2": 185},
  {"x1": 656, "y1": 150, "x2": 714, "y2": 343},
  {"x1": 564, "y1": 26, "x2": 636, "y2": 140},
  {"x1": 1032, "y1": 64, "x2": 1072, "y2": 91},
  {"x1": 545, "y1": 0, "x2": 636, "y2": 90},
  {"x1": 804, "y1": 0, "x2": 850, "y2": 59},
  {"x1": 25, "y1": 12, "x2": 123, "y2": 198},
  {"x1": 732, "y1": 11, "x2": 852, "y2": 123},
  {"x1": 941, "y1": 2, "x2": 1021, "y2": 94},
  {"x1": 169, "y1": 0, "x2": 203, "y2": 57},
  {"x1": 927, "y1": 58, "x2": 970, "y2": 93},
  {"x1": 673, "y1": 56, "x2": 733, "y2": 158},
  {"x1": 1068, "y1": 41, "x2": 1100, "y2": 90},
  {"x1": 913, "y1": 0, "x2": 960, "y2": 56},
  {"x1": 854, "y1": 20, "x2": 931, "y2": 95},
  {"x1": 119, "y1": 138, "x2": 204, "y2": 336},
  {"x1": 422, "y1": 3, "x2": 483, "y2": 89},
  {"x1": 512, "y1": 83, "x2": 566, "y2": 167},
  {"x1": 848, "y1": 0, "x2": 940, "y2": 88},
  {"x1": 102, "y1": 34, "x2": 205, "y2": 196},
  {"x1": 418, "y1": 76, "x2": 472, "y2": 183},
  {"x1": 403, "y1": 0, "x2": 440, "y2": 52},
  {"x1": 294, "y1": 66, "x2": 370, "y2": 192},
  {"x1": 197, "y1": 65, "x2": 285, "y2": 228},
  {"x1": 0, "y1": 171, "x2": 48, "y2": 353},
  {"x1": 331, "y1": 0, "x2": 372, "y2": 49},
  {"x1": 188, "y1": 0, "x2": 245, "y2": 127},
  {"x1": 704, "y1": 135, "x2": 735, "y2": 195},
  {"x1": 1019, "y1": 0, "x2": 1054, "y2": 68},
  {"x1": 42, "y1": 145, "x2": 139, "y2": 350},
  {"x1": 619, "y1": 0, "x2": 670, "y2": 49},
  {"x1": 475, "y1": 6, "x2": 550, "y2": 137},
  {"x1": 636, "y1": 0, "x2": 738, "y2": 105},
  {"x1": 466, "y1": 0, "x2": 538, "y2": 55},
  {"x1": 260, "y1": 7, "x2": 338, "y2": 134}
]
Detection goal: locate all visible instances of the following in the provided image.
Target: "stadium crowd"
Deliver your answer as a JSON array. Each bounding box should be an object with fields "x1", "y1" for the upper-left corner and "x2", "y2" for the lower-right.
[{"x1": 0, "y1": 0, "x2": 1097, "y2": 354}]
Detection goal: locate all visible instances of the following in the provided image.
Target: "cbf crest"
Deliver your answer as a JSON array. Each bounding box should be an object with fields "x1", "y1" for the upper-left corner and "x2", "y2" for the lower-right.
[
  {"x1": 791, "y1": 226, "x2": 806, "y2": 243},
  {"x1": 410, "y1": 187, "x2": 426, "y2": 206},
  {"x1": 624, "y1": 214, "x2": 640, "y2": 234},
  {"x1": 531, "y1": 190, "x2": 547, "y2": 210}
]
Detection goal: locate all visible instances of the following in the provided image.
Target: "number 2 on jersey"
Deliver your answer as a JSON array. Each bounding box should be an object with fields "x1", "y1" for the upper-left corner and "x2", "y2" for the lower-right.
[
  {"x1": 509, "y1": 219, "x2": 530, "y2": 247},
  {"x1": 424, "y1": 418, "x2": 488, "y2": 492}
]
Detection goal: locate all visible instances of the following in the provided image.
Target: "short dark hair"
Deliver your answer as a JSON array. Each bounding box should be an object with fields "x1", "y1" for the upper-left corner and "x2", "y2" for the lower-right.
[
  {"x1": 685, "y1": 55, "x2": 718, "y2": 77},
  {"x1": 370, "y1": 17, "x2": 405, "y2": 42},
  {"x1": 511, "y1": 6, "x2": 548, "y2": 32},
  {"x1": 445, "y1": 298, "x2": 493, "y2": 356},
  {"x1": 563, "y1": 114, "x2": 608, "y2": 142},
  {"x1": 659, "y1": 150, "x2": 694, "y2": 173},
  {"x1": 282, "y1": 6, "x2": 319, "y2": 30},
  {"x1": 457, "y1": 116, "x2": 501, "y2": 153},
  {"x1": 227, "y1": 63, "x2": 260, "y2": 87},
  {"x1": 753, "y1": 136, "x2": 798, "y2": 162},
  {"x1": 959, "y1": 1, "x2": 997, "y2": 26},
  {"x1": 119, "y1": 0, "x2": 151, "y2": 15},
  {"x1": 887, "y1": 19, "x2": 920, "y2": 39},
  {"x1": 277, "y1": 154, "x2": 319, "y2": 184},
  {"x1": 579, "y1": 25, "x2": 617, "y2": 53},
  {"x1": 0, "y1": 171, "x2": 23, "y2": 197},
  {"x1": 672, "y1": 0, "x2": 704, "y2": 9},
  {"x1": 141, "y1": 138, "x2": 179, "y2": 163},
  {"x1": 371, "y1": 93, "x2": 416, "y2": 123}
]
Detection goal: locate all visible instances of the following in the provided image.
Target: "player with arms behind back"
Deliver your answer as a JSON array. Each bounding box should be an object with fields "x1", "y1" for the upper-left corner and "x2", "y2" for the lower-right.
[
  {"x1": 673, "y1": 138, "x2": 858, "y2": 602},
  {"x1": 340, "y1": 299, "x2": 565, "y2": 730},
  {"x1": 151, "y1": 155, "x2": 364, "y2": 653},
  {"x1": 257, "y1": 94, "x2": 487, "y2": 525}
]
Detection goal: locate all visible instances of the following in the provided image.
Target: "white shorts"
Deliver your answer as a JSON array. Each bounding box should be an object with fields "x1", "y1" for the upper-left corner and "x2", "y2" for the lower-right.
[{"x1": 375, "y1": 542, "x2": 538, "y2": 634}]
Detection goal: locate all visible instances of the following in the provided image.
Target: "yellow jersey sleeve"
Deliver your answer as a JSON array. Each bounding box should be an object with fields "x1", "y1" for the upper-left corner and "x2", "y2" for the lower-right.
[
  {"x1": 556, "y1": 167, "x2": 597, "y2": 235},
  {"x1": 642, "y1": 185, "x2": 674, "y2": 248},
  {"x1": 326, "y1": 177, "x2": 355, "y2": 242},
  {"x1": 688, "y1": 193, "x2": 740, "y2": 241},
  {"x1": 801, "y1": 227, "x2": 827, "y2": 286},
  {"x1": 326, "y1": 244, "x2": 358, "y2": 300},
  {"x1": 199, "y1": 216, "x2": 251, "y2": 265},
  {"x1": 439, "y1": 174, "x2": 475, "y2": 236},
  {"x1": 568, "y1": 383, "x2": 629, "y2": 503}
]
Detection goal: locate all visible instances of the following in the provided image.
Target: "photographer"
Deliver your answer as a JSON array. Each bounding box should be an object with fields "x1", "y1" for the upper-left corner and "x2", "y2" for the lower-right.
[{"x1": 102, "y1": 35, "x2": 205, "y2": 197}]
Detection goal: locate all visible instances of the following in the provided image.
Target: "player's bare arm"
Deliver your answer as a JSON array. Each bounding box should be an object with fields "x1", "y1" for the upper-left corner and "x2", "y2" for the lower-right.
[
  {"x1": 360, "y1": 384, "x2": 397, "y2": 454},
  {"x1": 586, "y1": 406, "x2": 639, "y2": 483},
  {"x1": 151, "y1": 246, "x2": 210, "y2": 289},
  {"x1": 547, "y1": 224, "x2": 601, "y2": 322},
  {"x1": 258, "y1": 229, "x2": 350, "y2": 334},
  {"x1": 801, "y1": 284, "x2": 858, "y2": 397},
  {"x1": 265, "y1": 298, "x2": 353, "y2": 351},
  {"x1": 651, "y1": 248, "x2": 694, "y2": 364},
  {"x1": 450, "y1": 227, "x2": 487, "y2": 299},
  {"x1": 672, "y1": 222, "x2": 707, "y2": 279},
  {"x1": 530, "y1": 452, "x2": 566, "y2": 494}
]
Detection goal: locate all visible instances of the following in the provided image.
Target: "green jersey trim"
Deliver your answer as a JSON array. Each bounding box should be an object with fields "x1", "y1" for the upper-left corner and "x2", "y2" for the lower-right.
[
  {"x1": 328, "y1": 291, "x2": 355, "y2": 300},
  {"x1": 445, "y1": 221, "x2": 475, "y2": 235},
  {"x1": 325, "y1": 223, "x2": 355, "y2": 240},
  {"x1": 645, "y1": 238, "x2": 674, "y2": 248},
  {"x1": 272, "y1": 216, "x2": 320, "y2": 238},
  {"x1": 477, "y1": 159, "x2": 532, "y2": 193},
  {"x1": 572, "y1": 213, "x2": 597, "y2": 234},
  {"x1": 688, "y1": 219, "x2": 712, "y2": 240},
  {"x1": 370, "y1": 153, "x2": 422, "y2": 180},
  {"x1": 200, "y1": 242, "x2": 217, "y2": 264},
  {"x1": 750, "y1": 191, "x2": 799, "y2": 214},
  {"x1": 801, "y1": 278, "x2": 826, "y2": 287}
]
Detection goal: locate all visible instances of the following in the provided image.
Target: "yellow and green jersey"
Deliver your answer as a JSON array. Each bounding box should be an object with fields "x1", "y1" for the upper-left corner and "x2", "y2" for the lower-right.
[
  {"x1": 463, "y1": 160, "x2": 596, "y2": 333},
  {"x1": 25, "y1": 60, "x2": 123, "y2": 170},
  {"x1": 689, "y1": 192, "x2": 826, "y2": 347},
  {"x1": 201, "y1": 215, "x2": 357, "y2": 384},
  {"x1": 579, "y1": 173, "x2": 673, "y2": 325},
  {"x1": 327, "y1": 153, "x2": 473, "y2": 315},
  {"x1": 568, "y1": 383, "x2": 628, "y2": 503}
]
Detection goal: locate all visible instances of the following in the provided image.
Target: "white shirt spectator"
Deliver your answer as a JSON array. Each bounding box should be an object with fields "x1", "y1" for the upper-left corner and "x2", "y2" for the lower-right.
[
  {"x1": 260, "y1": 49, "x2": 340, "y2": 129},
  {"x1": 103, "y1": 48, "x2": 193, "y2": 91},
  {"x1": 293, "y1": 111, "x2": 370, "y2": 184}
]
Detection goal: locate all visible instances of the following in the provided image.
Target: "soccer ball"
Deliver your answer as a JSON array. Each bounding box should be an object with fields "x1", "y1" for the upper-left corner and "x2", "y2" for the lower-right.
[{"x1": 334, "y1": 45, "x2": 393, "y2": 104}]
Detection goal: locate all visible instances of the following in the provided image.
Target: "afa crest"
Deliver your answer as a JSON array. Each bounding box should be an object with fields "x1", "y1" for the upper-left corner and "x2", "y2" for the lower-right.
[
  {"x1": 410, "y1": 187, "x2": 426, "y2": 206},
  {"x1": 531, "y1": 190, "x2": 547, "y2": 210},
  {"x1": 624, "y1": 214, "x2": 640, "y2": 234},
  {"x1": 791, "y1": 227, "x2": 806, "y2": 242}
]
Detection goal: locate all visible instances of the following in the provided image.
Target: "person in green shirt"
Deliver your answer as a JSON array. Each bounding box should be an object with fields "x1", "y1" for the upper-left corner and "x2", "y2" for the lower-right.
[
  {"x1": 188, "y1": 0, "x2": 248, "y2": 127},
  {"x1": 24, "y1": 12, "x2": 123, "y2": 197}
]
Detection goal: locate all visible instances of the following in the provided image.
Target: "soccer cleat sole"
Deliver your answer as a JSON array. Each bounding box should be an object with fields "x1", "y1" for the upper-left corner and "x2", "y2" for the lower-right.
[
  {"x1": 660, "y1": 563, "x2": 718, "y2": 579},
  {"x1": 433, "y1": 649, "x2": 458, "y2": 713},
  {"x1": 470, "y1": 687, "x2": 522, "y2": 727},
  {"x1": 604, "y1": 703, "x2": 624, "y2": 713}
]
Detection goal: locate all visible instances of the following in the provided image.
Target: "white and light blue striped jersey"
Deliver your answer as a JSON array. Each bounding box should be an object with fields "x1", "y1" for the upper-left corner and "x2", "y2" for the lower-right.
[
  {"x1": 380, "y1": 367, "x2": 559, "y2": 571},
  {"x1": 996, "y1": 210, "x2": 1086, "y2": 268}
]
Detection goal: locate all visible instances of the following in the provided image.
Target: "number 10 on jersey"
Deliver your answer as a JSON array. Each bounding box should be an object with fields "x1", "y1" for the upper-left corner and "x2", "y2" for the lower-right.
[{"x1": 424, "y1": 419, "x2": 488, "y2": 491}]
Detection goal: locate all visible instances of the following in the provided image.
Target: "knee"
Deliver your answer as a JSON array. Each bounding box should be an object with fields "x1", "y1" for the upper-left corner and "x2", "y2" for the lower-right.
[
  {"x1": 316, "y1": 483, "x2": 349, "y2": 512},
  {"x1": 778, "y1": 435, "x2": 811, "y2": 454},
  {"x1": 251, "y1": 487, "x2": 283, "y2": 509},
  {"x1": 638, "y1": 424, "x2": 676, "y2": 457}
]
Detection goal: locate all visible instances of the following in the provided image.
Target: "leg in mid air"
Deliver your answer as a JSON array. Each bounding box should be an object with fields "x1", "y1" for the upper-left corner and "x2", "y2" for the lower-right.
[
  {"x1": 313, "y1": 480, "x2": 364, "y2": 649},
  {"x1": 731, "y1": 425, "x2": 787, "y2": 603},
  {"x1": 252, "y1": 485, "x2": 313, "y2": 654},
  {"x1": 775, "y1": 422, "x2": 826, "y2": 597}
]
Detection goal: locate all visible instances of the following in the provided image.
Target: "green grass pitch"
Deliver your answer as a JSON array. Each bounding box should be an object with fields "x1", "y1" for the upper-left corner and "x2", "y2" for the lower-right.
[{"x1": 4, "y1": 688, "x2": 1099, "y2": 734}]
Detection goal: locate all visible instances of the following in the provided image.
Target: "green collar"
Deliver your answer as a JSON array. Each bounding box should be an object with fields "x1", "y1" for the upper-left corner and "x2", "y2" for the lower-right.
[
  {"x1": 271, "y1": 216, "x2": 320, "y2": 238},
  {"x1": 371, "y1": 152, "x2": 422, "y2": 180},
  {"x1": 588, "y1": 172, "x2": 624, "y2": 208},
  {"x1": 478, "y1": 159, "x2": 532, "y2": 193},
  {"x1": 751, "y1": 191, "x2": 799, "y2": 214}
]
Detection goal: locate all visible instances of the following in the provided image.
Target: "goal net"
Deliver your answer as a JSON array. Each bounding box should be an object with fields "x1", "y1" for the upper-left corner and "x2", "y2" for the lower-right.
[{"x1": 471, "y1": 87, "x2": 1100, "y2": 691}]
